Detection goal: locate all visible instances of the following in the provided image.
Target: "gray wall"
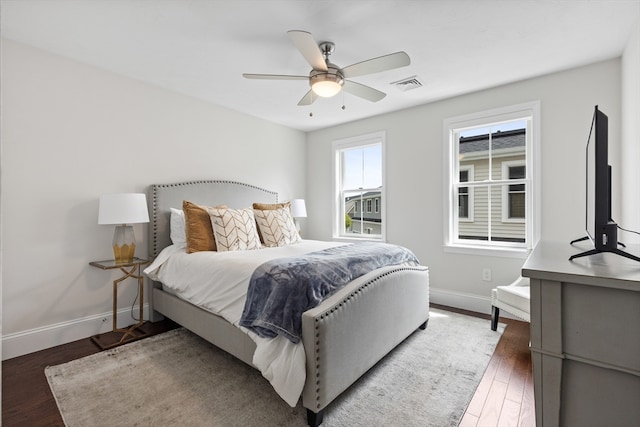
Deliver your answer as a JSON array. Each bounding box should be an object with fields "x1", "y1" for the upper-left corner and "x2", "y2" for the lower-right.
[
  {"x1": 621, "y1": 20, "x2": 640, "y2": 244},
  {"x1": 1, "y1": 39, "x2": 306, "y2": 358}
]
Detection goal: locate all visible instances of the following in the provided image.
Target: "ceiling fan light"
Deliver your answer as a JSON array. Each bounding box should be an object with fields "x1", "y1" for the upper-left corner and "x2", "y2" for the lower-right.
[
  {"x1": 311, "y1": 73, "x2": 344, "y2": 97},
  {"x1": 312, "y1": 80, "x2": 342, "y2": 97}
]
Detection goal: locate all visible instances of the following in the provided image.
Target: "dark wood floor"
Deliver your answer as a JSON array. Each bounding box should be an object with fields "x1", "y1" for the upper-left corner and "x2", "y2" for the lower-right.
[
  {"x1": 459, "y1": 312, "x2": 535, "y2": 427},
  {"x1": 2, "y1": 306, "x2": 533, "y2": 427},
  {"x1": 2, "y1": 320, "x2": 180, "y2": 427}
]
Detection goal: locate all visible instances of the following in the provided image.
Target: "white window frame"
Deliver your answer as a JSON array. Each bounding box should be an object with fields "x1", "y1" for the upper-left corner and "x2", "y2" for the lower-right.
[
  {"x1": 501, "y1": 160, "x2": 526, "y2": 223},
  {"x1": 458, "y1": 165, "x2": 475, "y2": 222},
  {"x1": 443, "y1": 101, "x2": 540, "y2": 258},
  {"x1": 333, "y1": 131, "x2": 386, "y2": 241}
]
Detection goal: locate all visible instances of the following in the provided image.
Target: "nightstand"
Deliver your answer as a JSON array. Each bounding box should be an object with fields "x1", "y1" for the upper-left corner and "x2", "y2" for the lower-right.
[{"x1": 89, "y1": 257, "x2": 150, "y2": 350}]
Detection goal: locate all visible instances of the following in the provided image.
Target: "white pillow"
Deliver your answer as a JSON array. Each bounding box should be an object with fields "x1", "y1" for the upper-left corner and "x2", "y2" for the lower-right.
[
  {"x1": 170, "y1": 208, "x2": 186, "y2": 246},
  {"x1": 207, "y1": 207, "x2": 261, "y2": 252},
  {"x1": 254, "y1": 206, "x2": 301, "y2": 247}
]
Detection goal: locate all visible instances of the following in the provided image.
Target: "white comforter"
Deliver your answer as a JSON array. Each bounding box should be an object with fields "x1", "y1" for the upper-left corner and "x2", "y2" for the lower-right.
[{"x1": 143, "y1": 240, "x2": 344, "y2": 406}]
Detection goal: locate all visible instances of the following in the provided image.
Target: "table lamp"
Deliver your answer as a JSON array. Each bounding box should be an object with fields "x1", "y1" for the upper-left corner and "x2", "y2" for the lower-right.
[
  {"x1": 98, "y1": 193, "x2": 149, "y2": 263},
  {"x1": 290, "y1": 199, "x2": 307, "y2": 232}
]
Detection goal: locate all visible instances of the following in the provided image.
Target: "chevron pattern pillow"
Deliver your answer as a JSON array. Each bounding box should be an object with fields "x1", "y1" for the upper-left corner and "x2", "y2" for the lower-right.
[
  {"x1": 252, "y1": 201, "x2": 290, "y2": 244},
  {"x1": 254, "y1": 206, "x2": 301, "y2": 247},
  {"x1": 207, "y1": 207, "x2": 261, "y2": 252}
]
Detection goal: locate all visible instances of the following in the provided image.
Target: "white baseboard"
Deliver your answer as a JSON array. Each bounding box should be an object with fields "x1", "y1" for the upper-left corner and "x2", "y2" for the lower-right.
[
  {"x1": 430, "y1": 287, "x2": 523, "y2": 321},
  {"x1": 430, "y1": 287, "x2": 492, "y2": 315},
  {"x1": 3, "y1": 288, "x2": 521, "y2": 360},
  {"x1": 2, "y1": 304, "x2": 150, "y2": 361}
]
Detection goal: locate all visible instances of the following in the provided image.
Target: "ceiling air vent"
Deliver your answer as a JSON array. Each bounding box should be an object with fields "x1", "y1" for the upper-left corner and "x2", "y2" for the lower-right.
[{"x1": 391, "y1": 76, "x2": 424, "y2": 92}]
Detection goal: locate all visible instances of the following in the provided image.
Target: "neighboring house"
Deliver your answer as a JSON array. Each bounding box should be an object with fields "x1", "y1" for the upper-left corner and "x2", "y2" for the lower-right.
[
  {"x1": 345, "y1": 190, "x2": 382, "y2": 235},
  {"x1": 458, "y1": 129, "x2": 526, "y2": 243}
]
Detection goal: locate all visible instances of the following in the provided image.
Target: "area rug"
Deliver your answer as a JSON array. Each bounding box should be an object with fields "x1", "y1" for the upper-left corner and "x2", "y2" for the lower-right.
[{"x1": 46, "y1": 309, "x2": 504, "y2": 427}]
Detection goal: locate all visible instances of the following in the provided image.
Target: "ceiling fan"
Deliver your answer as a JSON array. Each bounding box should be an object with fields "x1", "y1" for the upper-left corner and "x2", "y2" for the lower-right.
[{"x1": 243, "y1": 30, "x2": 410, "y2": 106}]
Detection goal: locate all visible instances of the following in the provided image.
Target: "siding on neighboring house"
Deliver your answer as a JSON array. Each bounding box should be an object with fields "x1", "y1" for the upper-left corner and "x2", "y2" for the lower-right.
[
  {"x1": 458, "y1": 129, "x2": 526, "y2": 242},
  {"x1": 346, "y1": 191, "x2": 382, "y2": 235}
]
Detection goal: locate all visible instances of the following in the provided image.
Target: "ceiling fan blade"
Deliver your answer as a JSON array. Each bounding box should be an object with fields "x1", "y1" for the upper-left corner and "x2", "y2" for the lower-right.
[
  {"x1": 287, "y1": 30, "x2": 328, "y2": 72},
  {"x1": 342, "y1": 51, "x2": 410, "y2": 78},
  {"x1": 243, "y1": 73, "x2": 308, "y2": 80},
  {"x1": 297, "y1": 90, "x2": 317, "y2": 106},
  {"x1": 343, "y1": 80, "x2": 386, "y2": 102}
]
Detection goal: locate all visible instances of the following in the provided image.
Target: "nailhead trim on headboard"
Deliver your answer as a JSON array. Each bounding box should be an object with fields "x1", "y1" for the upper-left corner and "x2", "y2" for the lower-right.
[{"x1": 148, "y1": 180, "x2": 278, "y2": 258}]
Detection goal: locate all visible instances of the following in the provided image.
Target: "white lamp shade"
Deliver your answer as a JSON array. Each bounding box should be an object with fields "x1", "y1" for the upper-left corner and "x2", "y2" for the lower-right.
[
  {"x1": 290, "y1": 199, "x2": 307, "y2": 218},
  {"x1": 312, "y1": 80, "x2": 342, "y2": 97},
  {"x1": 98, "y1": 193, "x2": 149, "y2": 225}
]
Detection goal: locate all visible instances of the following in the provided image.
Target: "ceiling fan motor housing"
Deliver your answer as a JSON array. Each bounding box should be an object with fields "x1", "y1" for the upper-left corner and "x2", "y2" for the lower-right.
[{"x1": 310, "y1": 63, "x2": 344, "y2": 97}]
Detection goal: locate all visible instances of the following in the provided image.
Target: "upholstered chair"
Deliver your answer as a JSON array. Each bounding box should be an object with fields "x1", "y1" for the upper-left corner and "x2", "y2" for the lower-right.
[{"x1": 491, "y1": 276, "x2": 530, "y2": 331}]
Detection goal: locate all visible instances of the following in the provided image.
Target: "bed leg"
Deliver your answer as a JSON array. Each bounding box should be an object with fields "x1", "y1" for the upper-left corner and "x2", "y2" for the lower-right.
[
  {"x1": 491, "y1": 306, "x2": 499, "y2": 331},
  {"x1": 306, "y1": 409, "x2": 324, "y2": 427},
  {"x1": 419, "y1": 320, "x2": 428, "y2": 330},
  {"x1": 148, "y1": 281, "x2": 165, "y2": 322}
]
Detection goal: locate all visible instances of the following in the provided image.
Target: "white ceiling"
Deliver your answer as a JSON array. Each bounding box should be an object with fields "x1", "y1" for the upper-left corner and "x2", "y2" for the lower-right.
[{"x1": 2, "y1": 0, "x2": 639, "y2": 132}]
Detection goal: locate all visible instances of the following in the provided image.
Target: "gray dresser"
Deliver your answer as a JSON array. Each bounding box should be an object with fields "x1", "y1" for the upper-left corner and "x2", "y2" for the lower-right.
[{"x1": 522, "y1": 241, "x2": 640, "y2": 427}]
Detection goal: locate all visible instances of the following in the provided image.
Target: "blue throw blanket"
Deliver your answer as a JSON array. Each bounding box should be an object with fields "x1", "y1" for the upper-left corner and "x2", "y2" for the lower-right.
[{"x1": 239, "y1": 242, "x2": 419, "y2": 343}]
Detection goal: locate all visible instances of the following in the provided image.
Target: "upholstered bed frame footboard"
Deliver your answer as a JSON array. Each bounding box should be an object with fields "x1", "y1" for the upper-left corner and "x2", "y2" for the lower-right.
[
  {"x1": 302, "y1": 265, "x2": 429, "y2": 425},
  {"x1": 147, "y1": 180, "x2": 430, "y2": 426}
]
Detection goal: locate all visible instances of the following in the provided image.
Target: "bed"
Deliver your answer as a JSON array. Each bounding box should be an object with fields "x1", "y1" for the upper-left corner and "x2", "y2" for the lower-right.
[{"x1": 145, "y1": 179, "x2": 430, "y2": 426}]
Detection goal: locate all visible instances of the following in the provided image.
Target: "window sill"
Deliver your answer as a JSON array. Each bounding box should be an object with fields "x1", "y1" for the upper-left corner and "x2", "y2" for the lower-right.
[
  {"x1": 333, "y1": 236, "x2": 386, "y2": 243},
  {"x1": 444, "y1": 243, "x2": 530, "y2": 259}
]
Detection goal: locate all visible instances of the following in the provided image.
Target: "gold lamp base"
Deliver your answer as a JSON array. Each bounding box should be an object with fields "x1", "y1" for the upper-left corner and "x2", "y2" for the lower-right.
[{"x1": 112, "y1": 224, "x2": 136, "y2": 264}]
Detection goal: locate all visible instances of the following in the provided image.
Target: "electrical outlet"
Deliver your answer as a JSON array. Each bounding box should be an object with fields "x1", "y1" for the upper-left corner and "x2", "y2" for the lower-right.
[{"x1": 482, "y1": 268, "x2": 492, "y2": 281}]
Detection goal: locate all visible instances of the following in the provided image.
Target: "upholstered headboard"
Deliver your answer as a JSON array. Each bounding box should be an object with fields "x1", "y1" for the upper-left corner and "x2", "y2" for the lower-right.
[{"x1": 147, "y1": 180, "x2": 278, "y2": 258}]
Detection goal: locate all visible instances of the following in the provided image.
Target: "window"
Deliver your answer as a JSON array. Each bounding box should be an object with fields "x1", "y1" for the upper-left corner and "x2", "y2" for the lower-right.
[
  {"x1": 443, "y1": 102, "x2": 540, "y2": 256},
  {"x1": 458, "y1": 166, "x2": 474, "y2": 221},
  {"x1": 333, "y1": 132, "x2": 385, "y2": 240},
  {"x1": 502, "y1": 161, "x2": 526, "y2": 221}
]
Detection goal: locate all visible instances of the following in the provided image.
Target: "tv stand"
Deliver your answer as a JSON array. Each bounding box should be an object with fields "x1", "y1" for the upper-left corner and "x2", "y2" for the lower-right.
[
  {"x1": 570, "y1": 235, "x2": 626, "y2": 248},
  {"x1": 569, "y1": 235, "x2": 589, "y2": 244},
  {"x1": 569, "y1": 246, "x2": 640, "y2": 262},
  {"x1": 569, "y1": 222, "x2": 638, "y2": 261}
]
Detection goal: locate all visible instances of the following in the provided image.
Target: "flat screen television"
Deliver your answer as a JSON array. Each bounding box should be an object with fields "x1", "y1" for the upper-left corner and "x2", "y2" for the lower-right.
[{"x1": 570, "y1": 105, "x2": 639, "y2": 262}]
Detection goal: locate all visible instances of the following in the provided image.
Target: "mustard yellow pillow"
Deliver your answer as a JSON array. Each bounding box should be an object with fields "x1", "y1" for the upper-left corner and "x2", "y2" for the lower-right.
[
  {"x1": 252, "y1": 202, "x2": 290, "y2": 211},
  {"x1": 182, "y1": 200, "x2": 227, "y2": 253}
]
